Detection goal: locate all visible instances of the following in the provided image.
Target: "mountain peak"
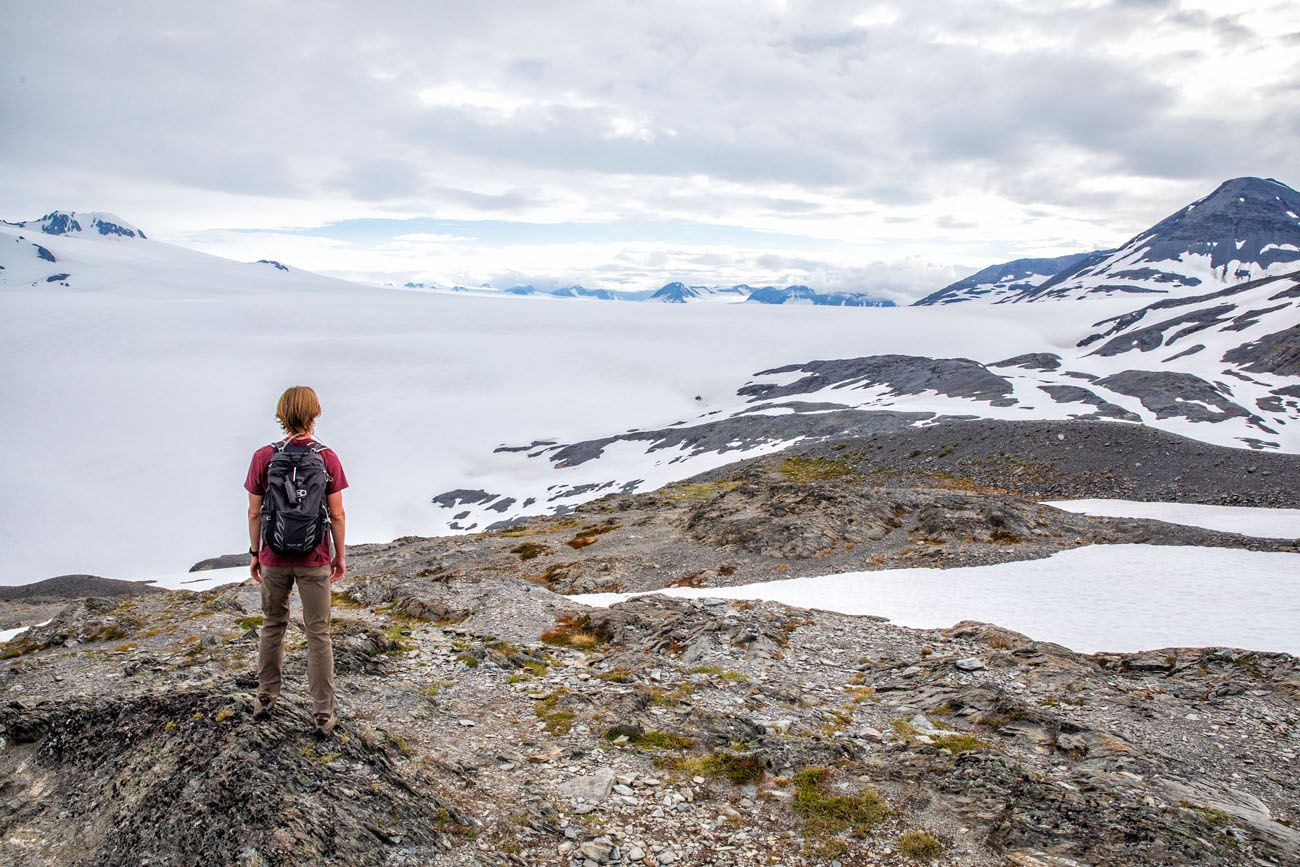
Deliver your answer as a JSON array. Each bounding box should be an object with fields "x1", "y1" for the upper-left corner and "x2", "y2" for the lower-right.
[
  {"x1": 648, "y1": 281, "x2": 701, "y2": 303},
  {"x1": 6, "y1": 211, "x2": 147, "y2": 240}
]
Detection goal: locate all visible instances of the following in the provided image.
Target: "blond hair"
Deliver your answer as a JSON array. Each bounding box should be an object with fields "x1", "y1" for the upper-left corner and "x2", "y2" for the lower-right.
[{"x1": 275, "y1": 386, "x2": 322, "y2": 435}]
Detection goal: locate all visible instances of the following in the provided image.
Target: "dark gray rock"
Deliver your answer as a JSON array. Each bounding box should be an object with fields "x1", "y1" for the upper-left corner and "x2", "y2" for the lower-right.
[
  {"x1": 740, "y1": 354, "x2": 1017, "y2": 407},
  {"x1": 1037, "y1": 385, "x2": 1141, "y2": 421},
  {"x1": 991, "y1": 353, "x2": 1062, "y2": 371},
  {"x1": 431, "y1": 489, "x2": 498, "y2": 508},
  {"x1": 542, "y1": 408, "x2": 934, "y2": 469},
  {"x1": 0, "y1": 574, "x2": 161, "y2": 600},
  {"x1": 1094, "y1": 370, "x2": 1255, "y2": 423},
  {"x1": 914, "y1": 252, "x2": 1105, "y2": 305},
  {"x1": 1222, "y1": 324, "x2": 1300, "y2": 376}
]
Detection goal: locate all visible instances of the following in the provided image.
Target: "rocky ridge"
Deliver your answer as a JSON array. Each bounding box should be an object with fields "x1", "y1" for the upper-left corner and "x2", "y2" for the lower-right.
[
  {"x1": 2, "y1": 425, "x2": 1298, "y2": 866},
  {"x1": 1, "y1": 560, "x2": 1296, "y2": 866}
]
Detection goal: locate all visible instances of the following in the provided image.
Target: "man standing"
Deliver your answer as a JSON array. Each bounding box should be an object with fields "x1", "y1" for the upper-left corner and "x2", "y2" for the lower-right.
[{"x1": 244, "y1": 385, "x2": 348, "y2": 735}]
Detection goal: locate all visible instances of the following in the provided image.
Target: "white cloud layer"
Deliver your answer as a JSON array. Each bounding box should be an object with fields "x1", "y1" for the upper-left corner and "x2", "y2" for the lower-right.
[{"x1": 1, "y1": 0, "x2": 1297, "y2": 298}]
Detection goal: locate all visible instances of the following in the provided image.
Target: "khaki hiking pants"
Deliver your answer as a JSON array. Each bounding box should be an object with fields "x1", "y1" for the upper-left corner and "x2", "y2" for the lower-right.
[{"x1": 258, "y1": 565, "x2": 335, "y2": 717}]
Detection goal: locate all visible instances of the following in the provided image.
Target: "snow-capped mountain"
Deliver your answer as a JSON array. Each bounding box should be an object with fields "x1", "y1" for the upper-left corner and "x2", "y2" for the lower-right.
[
  {"x1": 3, "y1": 210, "x2": 147, "y2": 239},
  {"x1": 915, "y1": 177, "x2": 1300, "y2": 307},
  {"x1": 435, "y1": 266, "x2": 1300, "y2": 531},
  {"x1": 745, "y1": 284, "x2": 895, "y2": 307},
  {"x1": 913, "y1": 252, "x2": 1106, "y2": 306},
  {"x1": 646, "y1": 281, "x2": 746, "y2": 303},
  {"x1": 1020, "y1": 177, "x2": 1300, "y2": 302}
]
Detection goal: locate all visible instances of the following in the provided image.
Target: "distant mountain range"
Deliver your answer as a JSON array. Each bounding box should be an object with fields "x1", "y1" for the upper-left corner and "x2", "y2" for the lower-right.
[
  {"x1": 917, "y1": 177, "x2": 1300, "y2": 306},
  {"x1": 401, "y1": 279, "x2": 895, "y2": 306}
]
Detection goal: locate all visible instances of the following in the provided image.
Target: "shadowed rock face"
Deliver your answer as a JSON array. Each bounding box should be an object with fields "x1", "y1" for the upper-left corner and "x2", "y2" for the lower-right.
[
  {"x1": 913, "y1": 252, "x2": 1105, "y2": 305},
  {"x1": 1095, "y1": 370, "x2": 1256, "y2": 424},
  {"x1": 1089, "y1": 303, "x2": 1238, "y2": 356},
  {"x1": 1223, "y1": 324, "x2": 1300, "y2": 376},
  {"x1": 1123, "y1": 177, "x2": 1300, "y2": 272},
  {"x1": 542, "y1": 408, "x2": 935, "y2": 469},
  {"x1": 1036, "y1": 385, "x2": 1140, "y2": 421},
  {"x1": 0, "y1": 574, "x2": 161, "y2": 600},
  {"x1": 1023, "y1": 178, "x2": 1300, "y2": 300},
  {"x1": 0, "y1": 687, "x2": 470, "y2": 866},
  {"x1": 991, "y1": 352, "x2": 1062, "y2": 371},
  {"x1": 740, "y1": 355, "x2": 1017, "y2": 407}
]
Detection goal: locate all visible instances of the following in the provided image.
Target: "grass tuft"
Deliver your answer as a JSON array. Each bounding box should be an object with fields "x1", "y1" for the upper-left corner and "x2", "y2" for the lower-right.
[
  {"x1": 778, "y1": 455, "x2": 854, "y2": 482},
  {"x1": 896, "y1": 830, "x2": 943, "y2": 859},
  {"x1": 791, "y1": 766, "x2": 889, "y2": 835}
]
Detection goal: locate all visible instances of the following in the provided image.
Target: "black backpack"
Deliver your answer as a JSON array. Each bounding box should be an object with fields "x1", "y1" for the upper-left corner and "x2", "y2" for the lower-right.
[{"x1": 261, "y1": 438, "x2": 333, "y2": 555}]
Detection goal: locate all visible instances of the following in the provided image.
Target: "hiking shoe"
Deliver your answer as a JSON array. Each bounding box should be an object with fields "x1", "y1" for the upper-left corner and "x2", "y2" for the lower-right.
[
  {"x1": 252, "y1": 694, "x2": 275, "y2": 720},
  {"x1": 314, "y1": 711, "x2": 338, "y2": 737}
]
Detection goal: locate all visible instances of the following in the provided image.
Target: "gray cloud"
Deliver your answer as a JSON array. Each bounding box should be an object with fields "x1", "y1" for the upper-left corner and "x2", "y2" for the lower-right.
[{"x1": 0, "y1": 0, "x2": 1296, "y2": 298}]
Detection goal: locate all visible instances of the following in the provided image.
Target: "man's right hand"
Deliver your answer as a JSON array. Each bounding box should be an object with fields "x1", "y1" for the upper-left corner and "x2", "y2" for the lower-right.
[{"x1": 250, "y1": 555, "x2": 262, "y2": 584}]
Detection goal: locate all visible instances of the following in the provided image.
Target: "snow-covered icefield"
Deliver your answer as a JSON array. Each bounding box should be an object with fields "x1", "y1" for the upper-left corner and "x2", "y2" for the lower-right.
[
  {"x1": 0, "y1": 226, "x2": 1139, "y2": 585},
  {"x1": 1045, "y1": 500, "x2": 1300, "y2": 539},
  {"x1": 572, "y1": 545, "x2": 1300, "y2": 655}
]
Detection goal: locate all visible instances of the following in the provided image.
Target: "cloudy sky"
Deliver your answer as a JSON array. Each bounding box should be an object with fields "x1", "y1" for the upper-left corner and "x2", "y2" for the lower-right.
[{"x1": 3, "y1": 0, "x2": 1298, "y2": 300}]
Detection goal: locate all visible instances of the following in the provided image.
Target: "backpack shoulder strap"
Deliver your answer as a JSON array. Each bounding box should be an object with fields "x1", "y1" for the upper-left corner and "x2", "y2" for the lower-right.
[{"x1": 311, "y1": 442, "x2": 334, "y2": 484}]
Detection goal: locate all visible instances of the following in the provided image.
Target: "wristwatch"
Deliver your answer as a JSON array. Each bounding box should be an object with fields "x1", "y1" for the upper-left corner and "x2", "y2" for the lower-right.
[{"x1": 248, "y1": 547, "x2": 258, "y2": 556}]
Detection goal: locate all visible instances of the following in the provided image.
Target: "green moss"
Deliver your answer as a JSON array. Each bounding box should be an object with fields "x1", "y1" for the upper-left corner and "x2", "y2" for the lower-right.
[
  {"x1": 540, "y1": 711, "x2": 575, "y2": 735},
  {"x1": 331, "y1": 590, "x2": 367, "y2": 609},
  {"x1": 791, "y1": 766, "x2": 888, "y2": 835},
  {"x1": 535, "y1": 687, "x2": 576, "y2": 735},
  {"x1": 806, "y1": 838, "x2": 848, "y2": 859},
  {"x1": 931, "y1": 733, "x2": 988, "y2": 754},
  {"x1": 0, "y1": 633, "x2": 52, "y2": 659},
  {"x1": 1184, "y1": 803, "x2": 1235, "y2": 826},
  {"x1": 498, "y1": 518, "x2": 581, "y2": 538},
  {"x1": 659, "y1": 480, "x2": 742, "y2": 502},
  {"x1": 896, "y1": 830, "x2": 942, "y2": 859},
  {"x1": 604, "y1": 728, "x2": 695, "y2": 750},
  {"x1": 778, "y1": 455, "x2": 853, "y2": 483},
  {"x1": 519, "y1": 658, "x2": 550, "y2": 677},
  {"x1": 383, "y1": 621, "x2": 416, "y2": 653},
  {"x1": 689, "y1": 665, "x2": 749, "y2": 682},
  {"x1": 423, "y1": 680, "x2": 453, "y2": 697},
  {"x1": 648, "y1": 682, "x2": 695, "y2": 706},
  {"x1": 235, "y1": 615, "x2": 264, "y2": 630},
  {"x1": 683, "y1": 750, "x2": 765, "y2": 784},
  {"x1": 890, "y1": 718, "x2": 917, "y2": 739},
  {"x1": 383, "y1": 729, "x2": 413, "y2": 755}
]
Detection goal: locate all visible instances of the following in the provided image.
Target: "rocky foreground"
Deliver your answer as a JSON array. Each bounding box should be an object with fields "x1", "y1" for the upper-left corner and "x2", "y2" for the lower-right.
[{"x1": 1, "y1": 423, "x2": 1298, "y2": 866}]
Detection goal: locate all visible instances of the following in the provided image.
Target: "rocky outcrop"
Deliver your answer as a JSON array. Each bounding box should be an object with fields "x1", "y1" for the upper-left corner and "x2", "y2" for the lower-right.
[
  {"x1": 1, "y1": 530, "x2": 1297, "y2": 866},
  {"x1": 0, "y1": 686, "x2": 470, "y2": 866}
]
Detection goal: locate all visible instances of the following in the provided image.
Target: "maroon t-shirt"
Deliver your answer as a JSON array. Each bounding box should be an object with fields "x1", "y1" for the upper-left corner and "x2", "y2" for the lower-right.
[{"x1": 245, "y1": 435, "x2": 348, "y2": 567}]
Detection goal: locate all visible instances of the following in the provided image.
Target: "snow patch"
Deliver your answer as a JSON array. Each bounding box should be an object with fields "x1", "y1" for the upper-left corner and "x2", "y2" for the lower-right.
[{"x1": 571, "y1": 545, "x2": 1300, "y2": 654}]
